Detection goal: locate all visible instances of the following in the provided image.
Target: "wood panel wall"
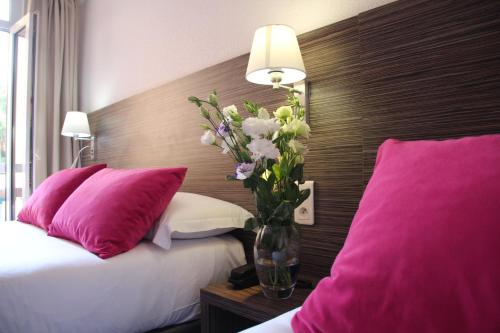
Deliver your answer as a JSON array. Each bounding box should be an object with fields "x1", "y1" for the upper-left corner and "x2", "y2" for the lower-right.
[{"x1": 84, "y1": 0, "x2": 500, "y2": 281}]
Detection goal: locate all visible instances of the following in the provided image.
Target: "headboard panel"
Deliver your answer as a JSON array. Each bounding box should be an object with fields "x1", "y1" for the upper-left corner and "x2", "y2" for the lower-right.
[{"x1": 85, "y1": 0, "x2": 500, "y2": 281}]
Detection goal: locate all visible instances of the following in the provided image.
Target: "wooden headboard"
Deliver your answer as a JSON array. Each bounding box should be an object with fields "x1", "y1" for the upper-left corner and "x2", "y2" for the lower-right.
[{"x1": 84, "y1": 0, "x2": 500, "y2": 281}]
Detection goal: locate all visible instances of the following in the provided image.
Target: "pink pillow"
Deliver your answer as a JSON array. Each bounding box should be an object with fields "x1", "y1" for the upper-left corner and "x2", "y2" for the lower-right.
[
  {"x1": 48, "y1": 167, "x2": 187, "y2": 259},
  {"x1": 17, "y1": 164, "x2": 107, "y2": 230},
  {"x1": 292, "y1": 134, "x2": 500, "y2": 333}
]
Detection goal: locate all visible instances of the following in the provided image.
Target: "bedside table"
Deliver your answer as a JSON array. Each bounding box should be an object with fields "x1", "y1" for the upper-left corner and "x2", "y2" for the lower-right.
[{"x1": 200, "y1": 283, "x2": 312, "y2": 333}]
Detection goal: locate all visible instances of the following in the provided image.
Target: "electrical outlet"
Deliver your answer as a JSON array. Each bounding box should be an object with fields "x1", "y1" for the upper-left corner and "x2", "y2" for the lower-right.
[{"x1": 295, "y1": 181, "x2": 314, "y2": 225}]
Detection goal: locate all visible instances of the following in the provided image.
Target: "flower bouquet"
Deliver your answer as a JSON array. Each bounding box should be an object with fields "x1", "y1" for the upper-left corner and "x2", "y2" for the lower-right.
[{"x1": 188, "y1": 90, "x2": 310, "y2": 299}]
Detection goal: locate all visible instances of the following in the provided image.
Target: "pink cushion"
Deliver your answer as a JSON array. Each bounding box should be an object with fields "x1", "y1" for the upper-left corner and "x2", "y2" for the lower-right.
[
  {"x1": 48, "y1": 167, "x2": 187, "y2": 259},
  {"x1": 292, "y1": 134, "x2": 500, "y2": 333},
  {"x1": 17, "y1": 164, "x2": 106, "y2": 230}
]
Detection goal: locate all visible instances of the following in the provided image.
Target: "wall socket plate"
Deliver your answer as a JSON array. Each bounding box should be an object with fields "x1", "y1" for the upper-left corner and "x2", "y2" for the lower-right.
[{"x1": 295, "y1": 180, "x2": 314, "y2": 225}]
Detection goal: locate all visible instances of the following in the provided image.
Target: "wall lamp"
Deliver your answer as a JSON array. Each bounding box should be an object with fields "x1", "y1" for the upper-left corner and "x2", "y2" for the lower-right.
[
  {"x1": 246, "y1": 24, "x2": 309, "y2": 120},
  {"x1": 61, "y1": 111, "x2": 95, "y2": 168}
]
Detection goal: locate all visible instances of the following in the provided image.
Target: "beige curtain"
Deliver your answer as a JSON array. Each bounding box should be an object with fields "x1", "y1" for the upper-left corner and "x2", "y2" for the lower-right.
[{"x1": 28, "y1": 0, "x2": 79, "y2": 188}]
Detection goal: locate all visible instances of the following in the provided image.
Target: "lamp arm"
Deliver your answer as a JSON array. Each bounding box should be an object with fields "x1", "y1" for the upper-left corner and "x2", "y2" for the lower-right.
[
  {"x1": 70, "y1": 145, "x2": 90, "y2": 168},
  {"x1": 276, "y1": 84, "x2": 303, "y2": 95}
]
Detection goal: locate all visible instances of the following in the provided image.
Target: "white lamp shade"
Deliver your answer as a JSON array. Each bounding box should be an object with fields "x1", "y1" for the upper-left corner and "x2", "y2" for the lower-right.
[
  {"x1": 246, "y1": 24, "x2": 306, "y2": 85},
  {"x1": 61, "y1": 111, "x2": 91, "y2": 138}
]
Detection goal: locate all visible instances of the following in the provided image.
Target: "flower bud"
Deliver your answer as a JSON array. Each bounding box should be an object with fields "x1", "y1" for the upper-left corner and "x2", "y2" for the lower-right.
[
  {"x1": 200, "y1": 106, "x2": 210, "y2": 119},
  {"x1": 208, "y1": 92, "x2": 218, "y2": 107},
  {"x1": 257, "y1": 107, "x2": 270, "y2": 120},
  {"x1": 274, "y1": 106, "x2": 293, "y2": 120},
  {"x1": 188, "y1": 96, "x2": 202, "y2": 107}
]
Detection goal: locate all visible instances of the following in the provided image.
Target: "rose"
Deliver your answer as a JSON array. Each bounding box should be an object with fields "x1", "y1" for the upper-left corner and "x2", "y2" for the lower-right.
[
  {"x1": 282, "y1": 118, "x2": 311, "y2": 139},
  {"x1": 235, "y1": 162, "x2": 256, "y2": 180},
  {"x1": 247, "y1": 138, "x2": 280, "y2": 160},
  {"x1": 200, "y1": 130, "x2": 216, "y2": 145},
  {"x1": 242, "y1": 118, "x2": 280, "y2": 139}
]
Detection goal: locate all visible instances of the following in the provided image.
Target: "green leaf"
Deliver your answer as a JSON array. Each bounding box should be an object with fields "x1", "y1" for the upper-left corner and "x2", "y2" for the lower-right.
[
  {"x1": 290, "y1": 164, "x2": 304, "y2": 183},
  {"x1": 244, "y1": 100, "x2": 259, "y2": 115},
  {"x1": 243, "y1": 177, "x2": 256, "y2": 189},
  {"x1": 240, "y1": 151, "x2": 251, "y2": 162},
  {"x1": 255, "y1": 195, "x2": 271, "y2": 222},
  {"x1": 269, "y1": 201, "x2": 294, "y2": 225},
  {"x1": 226, "y1": 175, "x2": 237, "y2": 181},
  {"x1": 257, "y1": 177, "x2": 272, "y2": 195},
  {"x1": 285, "y1": 182, "x2": 300, "y2": 202},
  {"x1": 244, "y1": 217, "x2": 259, "y2": 231},
  {"x1": 295, "y1": 189, "x2": 311, "y2": 208},
  {"x1": 272, "y1": 163, "x2": 281, "y2": 181},
  {"x1": 265, "y1": 159, "x2": 275, "y2": 171},
  {"x1": 266, "y1": 172, "x2": 276, "y2": 190}
]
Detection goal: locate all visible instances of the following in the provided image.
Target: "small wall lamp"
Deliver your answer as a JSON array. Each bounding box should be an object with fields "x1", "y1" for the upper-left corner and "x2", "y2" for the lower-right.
[
  {"x1": 61, "y1": 111, "x2": 95, "y2": 167},
  {"x1": 246, "y1": 24, "x2": 309, "y2": 121},
  {"x1": 246, "y1": 24, "x2": 306, "y2": 89}
]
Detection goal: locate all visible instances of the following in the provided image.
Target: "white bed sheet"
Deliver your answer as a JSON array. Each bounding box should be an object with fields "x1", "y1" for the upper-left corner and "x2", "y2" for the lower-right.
[
  {"x1": 0, "y1": 221, "x2": 246, "y2": 333},
  {"x1": 240, "y1": 307, "x2": 299, "y2": 333}
]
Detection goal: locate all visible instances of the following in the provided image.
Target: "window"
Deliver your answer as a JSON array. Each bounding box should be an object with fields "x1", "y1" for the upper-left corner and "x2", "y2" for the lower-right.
[
  {"x1": 12, "y1": 25, "x2": 31, "y2": 216},
  {"x1": 0, "y1": 0, "x2": 33, "y2": 221},
  {"x1": 0, "y1": 31, "x2": 7, "y2": 218},
  {"x1": 0, "y1": 0, "x2": 9, "y2": 22}
]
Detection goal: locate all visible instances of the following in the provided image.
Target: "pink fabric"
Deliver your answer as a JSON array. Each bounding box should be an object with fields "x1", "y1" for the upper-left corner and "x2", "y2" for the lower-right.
[
  {"x1": 48, "y1": 167, "x2": 187, "y2": 259},
  {"x1": 292, "y1": 134, "x2": 500, "y2": 333},
  {"x1": 17, "y1": 164, "x2": 106, "y2": 230}
]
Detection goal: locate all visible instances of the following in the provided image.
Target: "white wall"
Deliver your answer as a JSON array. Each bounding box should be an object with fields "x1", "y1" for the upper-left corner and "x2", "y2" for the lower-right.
[{"x1": 79, "y1": 0, "x2": 395, "y2": 112}]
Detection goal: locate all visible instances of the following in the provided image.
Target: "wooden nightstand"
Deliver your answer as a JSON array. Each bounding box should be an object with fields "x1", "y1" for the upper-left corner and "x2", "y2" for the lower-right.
[{"x1": 200, "y1": 283, "x2": 312, "y2": 333}]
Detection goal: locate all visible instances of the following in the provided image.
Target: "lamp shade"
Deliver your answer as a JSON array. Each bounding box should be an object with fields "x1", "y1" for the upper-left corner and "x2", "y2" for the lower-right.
[
  {"x1": 246, "y1": 24, "x2": 306, "y2": 85},
  {"x1": 61, "y1": 111, "x2": 91, "y2": 138}
]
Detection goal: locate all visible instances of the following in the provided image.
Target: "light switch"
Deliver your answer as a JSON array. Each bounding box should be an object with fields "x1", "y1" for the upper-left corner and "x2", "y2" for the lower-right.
[{"x1": 295, "y1": 181, "x2": 314, "y2": 225}]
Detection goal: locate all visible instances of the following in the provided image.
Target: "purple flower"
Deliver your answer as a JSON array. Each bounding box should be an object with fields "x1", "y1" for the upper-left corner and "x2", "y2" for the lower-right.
[
  {"x1": 216, "y1": 122, "x2": 230, "y2": 137},
  {"x1": 235, "y1": 162, "x2": 255, "y2": 180}
]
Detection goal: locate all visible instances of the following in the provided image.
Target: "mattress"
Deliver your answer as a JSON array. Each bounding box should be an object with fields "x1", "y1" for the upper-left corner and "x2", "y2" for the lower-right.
[
  {"x1": 240, "y1": 307, "x2": 299, "y2": 333},
  {"x1": 0, "y1": 221, "x2": 246, "y2": 333}
]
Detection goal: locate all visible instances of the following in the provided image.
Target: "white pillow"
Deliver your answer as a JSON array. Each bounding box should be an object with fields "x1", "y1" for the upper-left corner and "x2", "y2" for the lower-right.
[{"x1": 150, "y1": 192, "x2": 253, "y2": 249}]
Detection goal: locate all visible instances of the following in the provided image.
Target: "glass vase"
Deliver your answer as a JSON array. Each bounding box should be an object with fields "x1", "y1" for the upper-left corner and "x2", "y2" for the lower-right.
[{"x1": 254, "y1": 223, "x2": 300, "y2": 299}]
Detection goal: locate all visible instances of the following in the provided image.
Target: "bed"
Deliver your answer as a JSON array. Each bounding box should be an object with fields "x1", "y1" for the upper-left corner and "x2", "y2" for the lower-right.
[{"x1": 0, "y1": 220, "x2": 246, "y2": 333}]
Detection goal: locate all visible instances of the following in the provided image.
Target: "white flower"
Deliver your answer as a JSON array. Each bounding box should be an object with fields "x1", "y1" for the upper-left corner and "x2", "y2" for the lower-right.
[
  {"x1": 282, "y1": 119, "x2": 311, "y2": 139},
  {"x1": 236, "y1": 162, "x2": 255, "y2": 180},
  {"x1": 200, "y1": 131, "x2": 216, "y2": 145},
  {"x1": 222, "y1": 105, "x2": 238, "y2": 119},
  {"x1": 274, "y1": 106, "x2": 292, "y2": 120},
  {"x1": 257, "y1": 107, "x2": 270, "y2": 120},
  {"x1": 288, "y1": 139, "x2": 307, "y2": 155},
  {"x1": 247, "y1": 138, "x2": 280, "y2": 160},
  {"x1": 242, "y1": 117, "x2": 280, "y2": 139}
]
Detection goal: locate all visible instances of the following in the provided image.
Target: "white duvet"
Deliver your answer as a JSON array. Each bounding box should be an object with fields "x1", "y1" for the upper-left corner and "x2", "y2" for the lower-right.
[{"x1": 0, "y1": 221, "x2": 246, "y2": 333}]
